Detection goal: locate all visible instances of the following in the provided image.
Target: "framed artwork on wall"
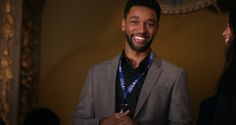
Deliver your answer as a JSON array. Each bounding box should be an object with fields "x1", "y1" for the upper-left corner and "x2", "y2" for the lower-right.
[{"x1": 157, "y1": 0, "x2": 216, "y2": 14}]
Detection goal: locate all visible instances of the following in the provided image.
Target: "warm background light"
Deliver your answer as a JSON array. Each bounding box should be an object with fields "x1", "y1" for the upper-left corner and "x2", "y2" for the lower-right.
[{"x1": 40, "y1": 0, "x2": 227, "y2": 125}]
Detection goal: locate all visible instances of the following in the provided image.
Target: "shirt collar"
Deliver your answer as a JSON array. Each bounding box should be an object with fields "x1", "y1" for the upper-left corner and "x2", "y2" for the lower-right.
[{"x1": 121, "y1": 50, "x2": 151, "y2": 72}]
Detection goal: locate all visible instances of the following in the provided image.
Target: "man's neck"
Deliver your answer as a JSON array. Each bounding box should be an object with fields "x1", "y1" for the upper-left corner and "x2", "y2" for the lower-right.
[{"x1": 124, "y1": 49, "x2": 150, "y2": 68}]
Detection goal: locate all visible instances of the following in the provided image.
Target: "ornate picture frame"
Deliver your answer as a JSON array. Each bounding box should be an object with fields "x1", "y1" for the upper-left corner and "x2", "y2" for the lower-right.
[{"x1": 157, "y1": 0, "x2": 216, "y2": 14}]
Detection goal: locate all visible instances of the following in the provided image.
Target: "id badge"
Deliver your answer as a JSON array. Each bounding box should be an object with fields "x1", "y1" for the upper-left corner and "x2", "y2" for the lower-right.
[{"x1": 120, "y1": 103, "x2": 128, "y2": 112}]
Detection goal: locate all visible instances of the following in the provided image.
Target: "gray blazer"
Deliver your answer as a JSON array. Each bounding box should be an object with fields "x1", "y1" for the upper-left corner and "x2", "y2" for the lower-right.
[{"x1": 72, "y1": 52, "x2": 192, "y2": 125}]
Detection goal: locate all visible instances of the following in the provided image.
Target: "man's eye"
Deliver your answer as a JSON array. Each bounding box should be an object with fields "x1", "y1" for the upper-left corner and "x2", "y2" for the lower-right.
[
  {"x1": 130, "y1": 20, "x2": 138, "y2": 24},
  {"x1": 147, "y1": 23, "x2": 155, "y2": 27}
]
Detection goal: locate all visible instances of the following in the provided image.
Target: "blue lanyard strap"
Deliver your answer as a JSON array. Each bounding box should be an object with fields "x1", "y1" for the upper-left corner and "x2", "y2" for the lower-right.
[{"x1": 118, "y1": 53, "x2": 153, "y2": 102}]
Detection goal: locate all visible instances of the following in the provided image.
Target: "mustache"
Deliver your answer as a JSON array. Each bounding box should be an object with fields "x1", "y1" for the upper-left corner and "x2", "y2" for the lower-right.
[{"x1": 131, "y1": 33, "x2": 149, "y2": 38}]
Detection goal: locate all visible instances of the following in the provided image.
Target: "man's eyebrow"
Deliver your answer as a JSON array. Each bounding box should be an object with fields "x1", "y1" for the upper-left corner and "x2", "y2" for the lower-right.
[
  {"x1": 128, "y1": 16, "x2": 139, "y2": 20},
  {"x1": 147, "y1": 18, "x2": 156, "y2": 23},
  {"x1": 128, "y1": 16, "x2": 156, "y2": 22}
]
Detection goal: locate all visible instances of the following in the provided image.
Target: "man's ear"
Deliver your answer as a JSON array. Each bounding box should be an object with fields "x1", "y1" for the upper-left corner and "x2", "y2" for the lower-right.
[
  {"x1": 157, "y1": 24, "x2": 160, "y2": 31},
  {"x1": 121, "y1": 18, "x2": 125, "y2": 31},
  {"x1": 155, "y1": 23, "x2": 159, "y2": 33},
  {"x1": 157, "y1": 23, "x2": 160, "y2": 29}
]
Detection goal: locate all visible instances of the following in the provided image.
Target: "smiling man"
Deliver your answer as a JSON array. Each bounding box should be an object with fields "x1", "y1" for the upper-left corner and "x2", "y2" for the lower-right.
[{"x1": 72, "y1": 0, "x2": 192, "y2": 125}]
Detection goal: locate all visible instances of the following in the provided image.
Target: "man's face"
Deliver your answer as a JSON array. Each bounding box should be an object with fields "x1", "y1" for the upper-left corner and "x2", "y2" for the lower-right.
[{"x1": 122, "y1": 6, "x2": 159, "y2": 52}]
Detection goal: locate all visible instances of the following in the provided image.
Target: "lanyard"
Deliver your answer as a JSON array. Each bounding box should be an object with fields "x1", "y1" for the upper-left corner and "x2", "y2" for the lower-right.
[{"x1": 118, "y1": 53, "x2": 153, "y2": 103}]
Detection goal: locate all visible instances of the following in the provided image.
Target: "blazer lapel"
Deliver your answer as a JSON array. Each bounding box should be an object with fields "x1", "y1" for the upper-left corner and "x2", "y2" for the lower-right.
[
  {"x1": 106, "y1": 54, "x2": 121, "y2": 114},
  {"x1": 134, "y1": 54, "x2": 162, "y2": 117}
]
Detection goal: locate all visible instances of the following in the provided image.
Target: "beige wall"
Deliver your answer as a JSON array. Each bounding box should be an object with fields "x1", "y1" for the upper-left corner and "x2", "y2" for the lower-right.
[{"x1": 40, "y1": 0, "x2": 227, "y2": 125}]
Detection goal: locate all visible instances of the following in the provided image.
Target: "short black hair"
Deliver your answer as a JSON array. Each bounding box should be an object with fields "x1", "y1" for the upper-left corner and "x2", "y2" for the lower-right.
[{"x1": 124, "y1": 0, "x2": 161, "y2": 23}]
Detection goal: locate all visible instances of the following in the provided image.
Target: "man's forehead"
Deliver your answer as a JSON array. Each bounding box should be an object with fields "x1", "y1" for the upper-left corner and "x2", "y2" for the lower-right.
[
  {"x1": 127, "y1": 6, "x2": 157, "y2": 20},
  {"x1": 128, "y1": 6, "x2": 156, "y2": 15}
]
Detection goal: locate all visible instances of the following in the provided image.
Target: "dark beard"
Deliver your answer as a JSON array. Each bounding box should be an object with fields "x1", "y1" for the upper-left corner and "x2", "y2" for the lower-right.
[{"x1": 125, "y1": 32, "x2": 153, "y2": 52}]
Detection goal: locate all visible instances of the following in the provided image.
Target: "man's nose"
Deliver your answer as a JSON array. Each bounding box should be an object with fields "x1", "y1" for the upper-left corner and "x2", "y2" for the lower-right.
[
  {"x1": 138, "y1": 23, "x2": 147, "y2": 34},
  {"x1": 222, "y1": 29, "x2": 227, "y2": 37}
]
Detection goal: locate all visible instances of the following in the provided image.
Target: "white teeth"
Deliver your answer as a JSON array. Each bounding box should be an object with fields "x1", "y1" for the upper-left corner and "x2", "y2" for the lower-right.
[
  {"x1": 225, "y1": 38, "x2": 229, "y2": 42},
  {"x1": 134, "y1": 36, "x2": 145, "y2": 40}
]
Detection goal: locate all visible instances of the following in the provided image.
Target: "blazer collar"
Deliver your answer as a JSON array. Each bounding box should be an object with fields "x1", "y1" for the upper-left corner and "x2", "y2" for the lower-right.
[
  {"x1": 106, "y1": 54, "x2": 121, "y2": 113},
  {"x1": 134, "y1": 52, "x2": 163, "y2": 117}
]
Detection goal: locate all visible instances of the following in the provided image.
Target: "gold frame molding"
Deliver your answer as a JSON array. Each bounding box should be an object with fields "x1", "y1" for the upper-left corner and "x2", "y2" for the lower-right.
[
  {"x1": 0, "y1": 0, "x2": 44, "y2": 125},
  {"x1": 158, "y1": 0, "x2": 216, "y2": 14},
  {"x1": 0, "y1": 0, "x2": 15, "y2": 124},
  {"x1": 18, "y1": 0, "x2": 45, "y2": 123}
]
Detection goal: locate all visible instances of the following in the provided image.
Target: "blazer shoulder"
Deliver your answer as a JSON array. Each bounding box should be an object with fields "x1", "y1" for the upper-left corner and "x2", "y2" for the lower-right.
[
  {"x1": 91, "y1": 54, "x2": 120, "y2": 71},
  {"x1": 160, "y1": 60, "x2": 185, "y2": 73}
]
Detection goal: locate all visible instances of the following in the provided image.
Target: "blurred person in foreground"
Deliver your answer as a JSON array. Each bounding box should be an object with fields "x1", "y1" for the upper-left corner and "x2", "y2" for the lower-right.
[{"x1": 197, "y1": 8, "x2": 236, "y2": 125}]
